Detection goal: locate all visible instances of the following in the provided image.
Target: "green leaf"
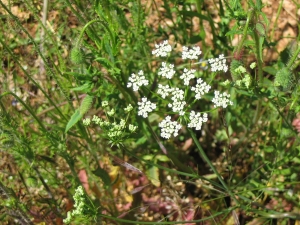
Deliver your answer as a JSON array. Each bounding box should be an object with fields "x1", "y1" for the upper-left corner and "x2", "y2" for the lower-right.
[
  {"x1": 95, "y1": 57, "x2": 114, "y2": 69},
  {"x1": 225, "y1": 29, "x2": 243, "y2": 37},
  {"x1": 92, "y1": 167, "x2": 111, "y2": 188},
  {"x1": 259, "y1": 12, "x2": 269, "y2": 27},
  {"x1": 243, "y1": 40, "x2": 255, "y2": 47},
  {"x1": 256, "y1": 22, "x2": 266, "y2": 36},
  {"x1": 263, "y1": 66, "x2": 277, "y2": 76},
  {"x1": 274, "y1": 168, "x2": 291, "y2": 175},
  {"x1": 264, "y1": 146, "x2": 274, "y2": 153},
  {"x1": 135, "y1": 136, "x2": 148, "y2": 145},
  {"x1": 65, "y1": 109, "x2": 82, "y2": 133},
  {"x1": 156, "y1": 155, "x2": 169, "y2": 162},
  {"x1": 180, "y1": 11, "x2": 210, "y2": 21},
  {"x1": 143, "y1": 155, "x2": 153, "y2": 161},
  {"x1": 71, "y1": 82, "x2": 93, "y2": 92},
  {"x1": 146, "y1": 166, "x2": 160, "y2": 187}
]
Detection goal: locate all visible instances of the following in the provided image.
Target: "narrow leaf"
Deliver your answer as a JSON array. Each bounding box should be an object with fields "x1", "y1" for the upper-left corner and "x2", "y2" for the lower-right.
[{"x1": 65, "y1": 109, "x2": 82, "y2": 133}]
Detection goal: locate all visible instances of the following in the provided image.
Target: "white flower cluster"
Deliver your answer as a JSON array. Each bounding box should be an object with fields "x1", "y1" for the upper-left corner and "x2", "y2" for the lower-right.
[
  {"x1": 158, "y1": 62, "x2": 176, "y2": 79},
  {"x1": 106, "y1": 120, "x2": 127, "y2": 138},
  {"x1": 182, "y1": 46, "x2": 202, "y2": 60},
  {"x1": 211, "y1": 91, "x2": 233, "y2": 108},
  {"x1": 63, "y1": 186, "x2": 86, "y2": 224},
  {"x1": 157, "y1": 84, "x2": 174, "y2": 99},
  {"x1": 208, "y1": 54, "x2": 228, "y2": 72},
  {"x1": 86, "y1": 103, "x2": 138, "y2": 142},
  {"x1": 188, "y1": 111, "x2": 208, "y2": 130},
  {"x1": 159, "y1": 116, "x2": 182, "y2": 139},
  {"x1": 168, "y1": 88, "x2": 186, "y2": 116},
  {"x1": 124, "y1": 40, "x2": 234, "y2": 140},
  {"x1": 180, "y1": 68, "x2": 196, "y2": 85},
  {"x1": 152, "y1": 40, "x2": 172, "y2": 57},
  {"x1": 191, "y1": 78, "x2": 211, "y2": 100},
  {"x1": 138, "y1": 97, "x2": 156, "y2": 118},
  {"x1": 127, "y1": 70, "x2": 149, "y2": 91}
]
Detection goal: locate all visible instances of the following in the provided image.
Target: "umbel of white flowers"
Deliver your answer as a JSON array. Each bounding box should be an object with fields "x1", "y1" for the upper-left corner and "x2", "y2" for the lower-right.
[{"x1": 127, "y1": 40, "x2": 233, "y2": 139}]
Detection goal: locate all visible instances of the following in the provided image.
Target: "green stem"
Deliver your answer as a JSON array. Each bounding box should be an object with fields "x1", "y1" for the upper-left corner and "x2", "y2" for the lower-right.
[
  {"x1": 236, "y1": 10, "x2": 254, "y2": 54},
  {"x1": 252, "y1": 20, "x2": 264, "y2": 125},
  {"x1": 287, "y1": 44, "x2": 300, "y2": 69},
  {"x1": 188, "y1": 128, "x2": 239, "y2": 205},
  {"x1": 253, "y1": 32, "x2": 264, "y2": 84}
]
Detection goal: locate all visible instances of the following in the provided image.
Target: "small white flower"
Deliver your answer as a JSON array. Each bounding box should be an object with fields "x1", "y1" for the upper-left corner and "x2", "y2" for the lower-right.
[
  {"x1": 107, "y1": 109, "x2": 115, "y2": 116},
  {"x1": 127, "y1": 70, "x2": 149, "y2": 91},
  {"x1": 250, "y1": 62, "x2": 256, "y2": 69},
  {"x1": 102, "y1": 101, "x2": 109, "y2": 107},
  {"x1": 188, "y1": 111, "x2": 208, "y2": 130},
  {"x1": 198, "y1": 58, "x2": 208, "y2": 70},
  {"x1": 243, "y1": 74, "x2": 251, "y2": 88},
  {"x1": 211, "y1": 90, "x2": 233, "y2": 108},
  {"x1": 92, "y1": 115, "x2": 102, "y2": 124},
  {"x1": 159, "y1": 116, "x2": 182, "y2": 139},
  {"x1": 168, "y1": 100, "x2": 186, "y2": 116},
  {"x1": 168, "y1": 88, "x2": 186, "y2": 115},
  {"x1": 157, "y1": 84, "x2": 174, "y2": 99},
  {"x1": 129, "y1": 124, "x2": 138, "y2": 132},
  {"x1": 119, "y1": 119, "x2": 126, "y2": 129},
  {"x1": 182, "y1": 46, "x2": 202, "y2": 60},
  {"x1": 191, "y1": 78, "x2": 211, "y2": 100},
  {"x1": 171, "y1": 88, "x2": 185, "y2": 101},
  {"x1": 234, "y1": 66, "x2": 246, "y2": 73},
  {"x1": 221, "y1": 79, "x2": 231, "y2": 86},
  {"x1": 152, "y1": 40, "x2": 172, "y2": 57},
  {"x1": 138, "y1": 97, "x2": 156, "y2": 118},
  {"x1": 158, "y1": 62, "x2": 176, "y2": 79},
  {"x1": 83, "y1": 118, "x2": 91, "y2": 126},
  {"x1": 124, "y1": 104, "x2": 133, "y2": 112},
  {"x1": 208, "y1": 54, "x2": 228, "y2": 72},
  {"x1": 180, "y1": 68, "x2": 196, "y2": 85}
]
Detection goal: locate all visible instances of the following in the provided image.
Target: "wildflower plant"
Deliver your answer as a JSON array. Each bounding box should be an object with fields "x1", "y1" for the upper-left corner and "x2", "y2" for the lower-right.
[{"x1": 2, "y1": 0, "x2": 300, "y2": 224}]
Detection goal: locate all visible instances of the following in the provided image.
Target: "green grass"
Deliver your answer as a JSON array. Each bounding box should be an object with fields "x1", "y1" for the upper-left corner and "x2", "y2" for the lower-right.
[{"x1": 0, "y1": 0, "x2": 300, "y2": 224}]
